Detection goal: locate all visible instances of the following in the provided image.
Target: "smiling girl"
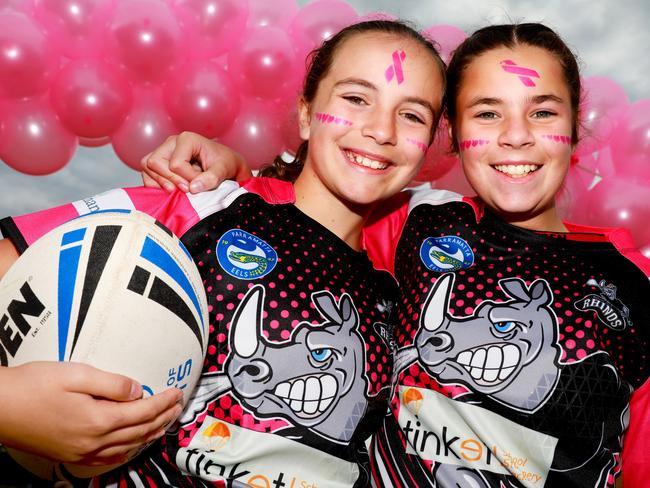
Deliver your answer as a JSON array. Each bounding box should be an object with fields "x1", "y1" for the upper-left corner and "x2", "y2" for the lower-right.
[{"x1": 0, "y1": 20, "x2": 446, "y2": 486}]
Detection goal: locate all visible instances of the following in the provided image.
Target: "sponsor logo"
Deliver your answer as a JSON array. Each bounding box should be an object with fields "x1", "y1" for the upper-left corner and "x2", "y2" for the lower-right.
[
  {"x1": 216, "y1": 229, "x2": 277, "y2": 280},
  {"x1": 398, "y1": 387, "x2": 555, "y2": 486},
  {"x1": 419, "y1": 236, "x2": 474, "y2": 272},
  {"x1": 0, "y1": 281, "x2": 48, "y2": 366}
]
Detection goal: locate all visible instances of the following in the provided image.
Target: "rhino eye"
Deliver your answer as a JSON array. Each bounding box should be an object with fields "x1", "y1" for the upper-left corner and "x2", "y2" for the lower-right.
[
  {"x1": 493, "y1": 321, "x2": 518, "y2": 333},
  {"x1": 310, "y1": 348, "x2": 333, "y2": 362}
]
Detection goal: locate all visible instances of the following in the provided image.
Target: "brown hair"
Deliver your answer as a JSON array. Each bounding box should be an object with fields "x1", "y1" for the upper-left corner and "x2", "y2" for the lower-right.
[
  {"x1": 259, "y1": 19, "x2": 446, "y2": 182},
  {"x1": 444, "y1": 23, "x2": 581, "y2": 152}
]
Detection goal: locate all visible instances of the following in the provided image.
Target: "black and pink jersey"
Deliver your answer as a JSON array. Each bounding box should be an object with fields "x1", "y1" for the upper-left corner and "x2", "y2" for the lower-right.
[
  {"x1": 364, "y1": 188, "x2": 650, "y2": 488},
  {"x1": 0, "y1": 178, "x2": 398, "y2": 487}
]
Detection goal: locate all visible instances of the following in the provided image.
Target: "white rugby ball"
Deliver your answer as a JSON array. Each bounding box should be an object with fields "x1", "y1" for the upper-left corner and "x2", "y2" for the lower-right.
[{"x1": 0, "y1": 210, "x2": 209, "y2": 480}]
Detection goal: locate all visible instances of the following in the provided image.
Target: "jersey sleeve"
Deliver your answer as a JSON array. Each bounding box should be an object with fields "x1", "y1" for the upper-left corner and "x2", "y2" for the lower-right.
[
  {"x1": 0, "y1": 180, "x2": 259, "y2": 255},
  {"x1": 623, "y1": 377, "x2": 650, "y2": 482}
]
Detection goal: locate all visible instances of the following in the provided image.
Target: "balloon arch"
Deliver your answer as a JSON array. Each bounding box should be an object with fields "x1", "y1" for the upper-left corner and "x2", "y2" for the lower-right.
[{"x1": 0, "y1": 0, "x2": 648, "y2": 251}]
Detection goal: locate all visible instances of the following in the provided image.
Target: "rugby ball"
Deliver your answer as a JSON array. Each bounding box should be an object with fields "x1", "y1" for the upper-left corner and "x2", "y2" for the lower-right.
[{"x1": 0, "y1": 210, "x2": 209, "y2": 480}]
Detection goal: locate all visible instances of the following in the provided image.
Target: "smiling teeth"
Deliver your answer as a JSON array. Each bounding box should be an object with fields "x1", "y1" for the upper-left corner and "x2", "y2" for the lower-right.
[
  {"x1": 494, "y1": 164, "x2": 539, "y2": 177},
  {"x1": 274, "y1": 374, "x2": 338, "y2": 418},
  {"x1": 346, "y1": 151, "x2": 388, "y2": 170},
  {"x1": 456, "y1": 343, "x2": 520, "y2": 385}
]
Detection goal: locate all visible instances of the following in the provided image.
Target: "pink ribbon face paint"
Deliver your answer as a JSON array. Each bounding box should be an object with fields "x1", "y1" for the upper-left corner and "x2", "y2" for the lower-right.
[
  {"x1": 385, "y1": 50, "x2": 406, "y2": 85},
  {"x1": 406, "y1": 137, "x2": 428, "y2": 154},
  {"x1": 459, "y1": 139, "x2": 490, "y2": 150},
  {"x1": 315, "y1": 112, "x2": 352, "y2": 126},
  {"x1": 542, "y1": 134, "x2": 571, "y2": 145},
  {"x1": 500, "y1": 59, "x2": 540, "y2": 87}
]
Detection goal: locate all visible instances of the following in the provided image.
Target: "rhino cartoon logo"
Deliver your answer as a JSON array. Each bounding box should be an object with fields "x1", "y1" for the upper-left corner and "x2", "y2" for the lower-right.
[
  {"x1": 179, "y1": 285, "x2": 370, "y2": 443},
  {"x1": 395, "y1": 273, "x2": 562, "y2": 413}
]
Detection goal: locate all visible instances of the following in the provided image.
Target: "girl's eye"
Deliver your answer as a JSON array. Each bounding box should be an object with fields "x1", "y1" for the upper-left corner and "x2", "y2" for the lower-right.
[
  {"x1": 403, "y1": 112, "x2": 426, "y2": 124},
  {"x1": 343, "y1": 95, "x2": 366, "y2": 105},
  {"x1": 476, "y1": 111, "x2": 498, "y2": 120},
  {"x1": 532, "y1": 110, "x2": 555, "y2": 119}
]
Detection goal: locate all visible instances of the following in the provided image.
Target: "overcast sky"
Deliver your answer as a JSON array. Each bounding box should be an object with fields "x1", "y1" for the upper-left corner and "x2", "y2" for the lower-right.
[{"x1": 1, "y1": 0, "x2": 648, "y2": 217}]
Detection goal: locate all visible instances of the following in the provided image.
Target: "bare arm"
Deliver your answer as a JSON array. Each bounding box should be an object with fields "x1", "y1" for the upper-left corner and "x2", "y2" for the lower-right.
[
  {"x1": 0, "y1": 238, "x2": 19, "y2": 279},
  {"x1": 141, "y1": 132, "x2": 252, "y2": 193},
  {"x1": 0, "y1": 239, "x2": 182, "y2": 465},
  {"x1": 0, "y1": 362, "x2": 182, "y2": 465}
]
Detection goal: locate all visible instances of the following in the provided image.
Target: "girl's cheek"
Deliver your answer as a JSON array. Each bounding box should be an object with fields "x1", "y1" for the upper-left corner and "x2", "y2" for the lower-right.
[
  {"x1": 458, "y1": 138, "x2": 491, "y2": 151},
  {"x1": 313, "y1": 112, "x2": 354, "y2": 127},
  {"x1": 405, "y1": 136, "x2": 428, "y2": 155}
]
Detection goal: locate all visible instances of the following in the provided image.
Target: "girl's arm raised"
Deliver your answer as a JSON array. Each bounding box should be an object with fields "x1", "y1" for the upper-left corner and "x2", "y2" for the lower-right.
[{"x1": 141, "y1": 132, "x2": 252, "y2": 193}]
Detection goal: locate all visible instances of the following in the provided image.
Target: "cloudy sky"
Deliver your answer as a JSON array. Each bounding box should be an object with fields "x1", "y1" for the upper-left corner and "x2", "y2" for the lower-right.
[{"x1": 1, "y1": 0, "x2": 648, "y2": 217}]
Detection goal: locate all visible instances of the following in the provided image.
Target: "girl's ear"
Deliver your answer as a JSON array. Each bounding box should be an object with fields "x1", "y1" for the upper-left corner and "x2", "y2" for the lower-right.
[{"x1": 298, "y1": 97, "x2": 311, "y2": 141}]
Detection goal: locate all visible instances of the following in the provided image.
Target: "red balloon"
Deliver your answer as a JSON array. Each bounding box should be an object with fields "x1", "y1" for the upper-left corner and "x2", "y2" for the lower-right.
[
  {"x1": 288, "y1": 0, "x2": 358, "y2": 60},
  {"x1": 609, "y1": 99, "x2": 650, "y2": 185},
  {"x1": 0, "y1": 11, "x2": 60, "y2": 98},
  {"x1": 217, "y1": 98, "x2": 286, "y2": 170},
  {"x1": 163, "y1": 61, "x2": 239, "y2": 139},
  {"x1": 229, "y1": 26, "x2": 301, "y2": 100},
  {"x1": 50, "y1": 59, "x2": 132, "y2": 138},
  {"x1": 0, "y1": 0, "x2": 33, "y2": 14},
  {"x1": 79, "y1": 136, "x2": 111, "y2": 147},
  {"x1": 566, "y1": 175, "x2": 650, "y2": 246},
  {"x1": 421, "y1": 24, "x2": 467, "y2": 63},
  {"x1": 108, "y1": 0, "x2": 183, "y2": 82},
  {"x1": 0, "y1": 96, "x2": 77, "y2": 175},
  {"x1": 575, "y1": 76, "x2": 629, "y2": 158},
  {"x1": 33, "y1": 0, "x2": 116, "y2": 58},
  {"x1": 173, "y1": 0, "x2": 249, "y2": 59},
  {"x1": 111, "y1": 89, "x2": 179, "y2": 170},
  {"x1": 412, "y1": 121, "x2": 458, "y2": 183},
  {"x1": 248, "y1": 0, "x2": 297, "y2": 29},
  {"x1": 431, "y1": 160, "x2": 475, "y2": 196}
]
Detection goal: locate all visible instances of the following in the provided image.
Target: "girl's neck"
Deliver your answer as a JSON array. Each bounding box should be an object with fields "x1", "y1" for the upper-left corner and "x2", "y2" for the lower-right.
[
  {"x1": 293, "y1": 171, "x2": 372, "y2": 251},
  {"x1": 497, "y1": 205, "x2": 568, "y2": 233}
]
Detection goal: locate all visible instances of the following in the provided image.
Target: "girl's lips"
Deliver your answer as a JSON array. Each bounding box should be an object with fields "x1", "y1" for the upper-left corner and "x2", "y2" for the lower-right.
[
  {"x1": 492, "y1": 162, "x2": 541, "y2": 178},
  {"x1": 343, "y1": 149, "x2": 391, "y2": 170}
]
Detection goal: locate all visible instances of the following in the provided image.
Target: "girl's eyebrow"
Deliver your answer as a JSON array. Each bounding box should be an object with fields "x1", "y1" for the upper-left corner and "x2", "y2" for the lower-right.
[
  {"x1": 335, "y1": 77, "x2": 435, "y2": 116},
  {"x1": 466, "y1": 94, "x2": 565, "y2": 109}
]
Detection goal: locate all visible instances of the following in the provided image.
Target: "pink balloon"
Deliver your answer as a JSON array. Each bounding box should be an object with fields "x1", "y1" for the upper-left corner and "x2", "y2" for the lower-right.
[
  {"x1": 248, "y1": 0, "x2": 297, "y2": 29},
  {"x1": 0, "y1": 11, "x2": 60, "y2": 98},
  {"x1": 111, "y1": 89, "x2": 179, "y2": 170},
  {"x1": 567, "y1": 175, "x2": 650, "y2": 246},
  {"x1": 229, "y1": 26, "x2": 301, "y2": 100},
  {"x1": 289, "y1": 0, "x2": 358, "y2": 60},
  {"x1": 50, "y1": 59, "x2": 132, "y2": 138},
  {"x1": 0, "y1": 96, "x2": 77, "y2": 175},
  {"x1": 218, "y1": 98, "x2": 285, "y2": 170},
  {"x1": 609, "y1": 99, "x2": 650, "y2": 185},
  {"x1": 163, "y1": 61, "x2": 239, "y2": 139},
  {"x1": 0, "y1": 0, "x2": 33, "y2": 14},
  {"x1": 575, "y1": 76, "x2": 629, "y2": 158},
  {"x1": 108, "y1": 0, "x2": 183, "y2": 82},
  {"x1": 432, "y1": 160, "x2": 475, "y2": 196},
  {"x1": 33, "y1": 0, "x2": 116, "y2": 58},
  {"x1": 79, "y1": 135, "x2": 110, "y2": 147},
  {"x1": 276, "y1": 98, "x2": 302, "y2": 153},
  {"x1": 358, "y1": 12, "x2": 398, "y2": 22},
  {"x1": 412, "y1": 121, "x2": 458, "y2": 183},
  {"x1": 173, "y1": 0, "x2": 249, "y2": 59},
  {"x1": 421, "y1": 24, "x2": 467, "y2": 63}
]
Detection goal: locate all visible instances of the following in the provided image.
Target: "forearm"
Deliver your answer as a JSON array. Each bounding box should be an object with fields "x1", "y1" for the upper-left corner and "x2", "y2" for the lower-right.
[{"x1": 0, "y1": 238, "x2": 19, "y2": 280}]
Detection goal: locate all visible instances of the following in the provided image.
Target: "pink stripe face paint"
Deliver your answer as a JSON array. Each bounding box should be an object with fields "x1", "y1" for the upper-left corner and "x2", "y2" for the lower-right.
[
  {"x1": 542, "y1": 134, "x2": 571, "y2": 145},
  {"x1": 385, "y1": 50, "x2": 406, "y2": 85},
  {"x1": 459, "y1": 139, "x2": 490, "y2": 150},
  {"x1": 406, "y1": 137, "x2": 428, "y2": 154},
  {"x1": 500, "y1": 59, "x2": 540, "y2": 87},
  {"x1": 314, "y1": 112, "x2": 352, "y2": 126}
]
